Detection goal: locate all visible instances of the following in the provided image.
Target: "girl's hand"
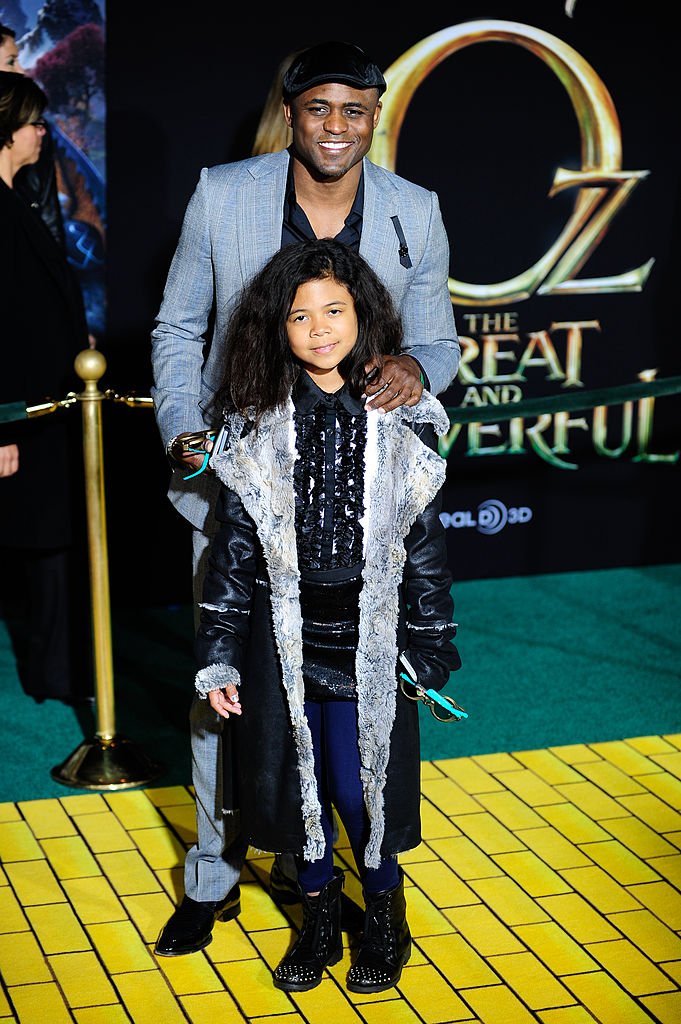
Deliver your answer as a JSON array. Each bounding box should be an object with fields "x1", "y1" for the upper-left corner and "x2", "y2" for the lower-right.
[
  {"x1": 0, "y1": 444, "x2": 19, "y2": 478},
  {"x1": 208, "y1": 682, "x2": 242, "y2": 719}
]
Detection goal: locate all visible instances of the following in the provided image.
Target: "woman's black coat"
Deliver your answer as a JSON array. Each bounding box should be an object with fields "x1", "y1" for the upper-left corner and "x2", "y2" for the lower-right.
[{"x1": 0, "y1": 180, "x2": 88, "y2": 548}]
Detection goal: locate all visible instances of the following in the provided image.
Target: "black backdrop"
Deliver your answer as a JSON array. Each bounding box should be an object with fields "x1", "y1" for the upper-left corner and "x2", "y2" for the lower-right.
[{"x1": 103, "y1": 1, "x2": 680, "y2": 605}]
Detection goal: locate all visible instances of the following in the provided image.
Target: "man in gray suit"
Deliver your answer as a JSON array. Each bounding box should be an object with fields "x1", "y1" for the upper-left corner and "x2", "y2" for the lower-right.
[{"x1": 151, "y1": 39, "x2": 460, "y2": 956}]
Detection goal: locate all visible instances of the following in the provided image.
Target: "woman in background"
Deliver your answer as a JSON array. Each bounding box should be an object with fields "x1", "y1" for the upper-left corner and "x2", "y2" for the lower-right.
[
  {"x1": 0, "y1": 72, "x2": 91, "y2": 705},
  {"x1": 0, "y1": 22, "x2": 65, "y2": 248}
]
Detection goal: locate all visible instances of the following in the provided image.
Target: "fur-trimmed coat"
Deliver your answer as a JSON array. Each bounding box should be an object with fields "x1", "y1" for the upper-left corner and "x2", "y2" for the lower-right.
[{"x1": 194, "y1": 390, "x2": 460, "y2": 868}]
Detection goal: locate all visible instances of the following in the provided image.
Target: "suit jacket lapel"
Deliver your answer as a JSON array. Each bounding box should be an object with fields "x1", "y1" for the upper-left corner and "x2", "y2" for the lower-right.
[
  {"x1": 237, "y1": 152, "x2": 289, "y2": 286},
  {"x1": 360, "y1": 159, "x2": 403, "y2": 292}
]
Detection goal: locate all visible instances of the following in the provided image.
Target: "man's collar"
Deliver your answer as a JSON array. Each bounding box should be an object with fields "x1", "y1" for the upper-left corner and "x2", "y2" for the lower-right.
[{"x1": 285, "y1": 148, "x2": 365, "y2": 217}]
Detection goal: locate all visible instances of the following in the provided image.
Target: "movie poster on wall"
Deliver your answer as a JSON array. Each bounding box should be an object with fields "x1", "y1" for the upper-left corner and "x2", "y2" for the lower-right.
[
  {"x1": 363, "y1": 7, "x2": 680, "y2": 578},
  {"x1": 101, "y1": 2, "x2": 681, "y2": 593},
  {"x1": 2, "y1": 0, "x2": 106, "y2": 339}
]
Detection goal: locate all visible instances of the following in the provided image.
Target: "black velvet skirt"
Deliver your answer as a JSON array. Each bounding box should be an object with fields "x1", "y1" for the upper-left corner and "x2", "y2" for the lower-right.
[{"x1": 300, "y1": 570, "x2": 362, "y2": 701}]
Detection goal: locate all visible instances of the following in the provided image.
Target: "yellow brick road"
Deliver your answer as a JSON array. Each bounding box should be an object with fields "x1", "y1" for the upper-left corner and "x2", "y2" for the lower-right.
[{"x1": 1, "y1": 734, "x2": 680, "y2": 1023}]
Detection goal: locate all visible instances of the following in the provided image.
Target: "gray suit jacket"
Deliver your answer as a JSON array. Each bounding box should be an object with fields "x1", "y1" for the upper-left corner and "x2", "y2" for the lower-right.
[{"x1": 151, "y1": 149, "x2": 460, "y2": 531}]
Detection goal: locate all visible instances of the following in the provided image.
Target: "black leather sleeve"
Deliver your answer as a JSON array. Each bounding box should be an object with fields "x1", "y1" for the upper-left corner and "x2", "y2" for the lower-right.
[
  {"x1": 194, "y1": 485, "x2": 258, "y2": 674},
  {"x1": 402, "y1": 422, "x2": 461, "y2": 691}
]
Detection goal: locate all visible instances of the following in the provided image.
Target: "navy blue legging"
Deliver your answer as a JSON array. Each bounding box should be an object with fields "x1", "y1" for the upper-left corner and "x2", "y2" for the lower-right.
[{"x1": 296, "y1": 698, "x2": 400, "y2": 895}]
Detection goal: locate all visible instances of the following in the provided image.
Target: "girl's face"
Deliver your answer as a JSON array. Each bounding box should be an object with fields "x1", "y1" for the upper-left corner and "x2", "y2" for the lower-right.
[{"x1": 286, "y1": 276, "x2": 358, "y2": 392}]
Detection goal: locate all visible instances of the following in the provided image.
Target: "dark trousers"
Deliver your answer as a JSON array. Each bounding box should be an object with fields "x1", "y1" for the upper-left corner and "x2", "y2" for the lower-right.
[
  {"x1": 0, "y1": 545, "x2": 92, "y2": 702},
  {"x1": 297, "y1": 698, "x2": 400, "y2": 895}
]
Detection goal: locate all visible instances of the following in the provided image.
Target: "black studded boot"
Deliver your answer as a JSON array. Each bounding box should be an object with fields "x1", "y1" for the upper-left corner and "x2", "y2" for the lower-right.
[
  {"x1": 273, "y1": 868, "x2": 344, "y2": 992},
  {"x1": 346, "y1": 868, "x2": 411, "y2": 993}
]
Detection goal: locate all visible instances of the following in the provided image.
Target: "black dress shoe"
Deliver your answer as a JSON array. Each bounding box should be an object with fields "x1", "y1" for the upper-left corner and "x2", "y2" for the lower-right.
[
  {"x1": 154, "y1": 886, "x2": 241, "y2": 956},
  {"x1": 269, "y1": 858, "x2": 301, "y2": 906}
]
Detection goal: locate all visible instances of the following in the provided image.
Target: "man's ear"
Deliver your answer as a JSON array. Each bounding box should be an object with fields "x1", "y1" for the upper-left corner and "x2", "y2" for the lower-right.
[
  {"x1": 373, "y1": 101, "x2": 382, "y2": 128},
  {"x1": 283, "y1": 101, "x2": 293, "y2": 127}
]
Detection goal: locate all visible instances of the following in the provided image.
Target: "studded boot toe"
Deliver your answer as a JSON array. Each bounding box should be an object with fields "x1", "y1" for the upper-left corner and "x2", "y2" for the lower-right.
[
  {"x1": 273, "y1": 868, "x2": 344, "y2": 992},
  {"x1": 346, "y1": 868, "x2": 411, "y2": 993}
]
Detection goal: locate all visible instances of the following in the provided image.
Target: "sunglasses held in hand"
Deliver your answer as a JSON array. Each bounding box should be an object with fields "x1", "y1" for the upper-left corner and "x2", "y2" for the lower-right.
[
  {"x1": 166, "y1": 430, "x2": 216, "y2": 480},
  {"x1": 399, "y1": 653, "x2": 468, "y2": 723}
]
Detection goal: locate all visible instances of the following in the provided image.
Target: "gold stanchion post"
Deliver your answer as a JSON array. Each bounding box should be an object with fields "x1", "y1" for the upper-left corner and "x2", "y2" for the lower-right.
[{"x1": 51, "y1": 349, "x2": 163, "y2": 789}]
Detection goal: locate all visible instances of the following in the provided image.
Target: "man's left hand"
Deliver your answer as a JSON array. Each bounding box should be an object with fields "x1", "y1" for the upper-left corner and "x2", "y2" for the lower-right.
[{"x1": 364, "y1": 355, "x2": 423, "y2": 412}]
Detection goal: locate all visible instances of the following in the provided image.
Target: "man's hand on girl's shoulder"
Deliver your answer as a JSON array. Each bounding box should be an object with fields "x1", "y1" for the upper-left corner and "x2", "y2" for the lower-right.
[{"x1": 363, "y1": 354, "x2": 423, "y2": 412}]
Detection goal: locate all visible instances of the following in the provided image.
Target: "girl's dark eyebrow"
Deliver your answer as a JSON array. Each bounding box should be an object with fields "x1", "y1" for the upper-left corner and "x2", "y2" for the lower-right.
[{"x1": 289, "y1": 299, "x2": 349, "y2": 315}]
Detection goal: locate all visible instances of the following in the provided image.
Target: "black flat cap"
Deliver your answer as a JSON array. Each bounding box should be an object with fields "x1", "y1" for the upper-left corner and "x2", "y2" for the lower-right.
[{"x1": 282, "y1": 41, "x2": 386, "y2": 101}]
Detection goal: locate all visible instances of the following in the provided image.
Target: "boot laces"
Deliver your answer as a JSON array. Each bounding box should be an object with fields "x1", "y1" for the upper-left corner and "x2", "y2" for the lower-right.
[
  {"x1": 294, "y1": 893, "x2": 334, "y2": 957},
  {"x1": 363, "y1": 894, "x2": 396, "y2": 957}
]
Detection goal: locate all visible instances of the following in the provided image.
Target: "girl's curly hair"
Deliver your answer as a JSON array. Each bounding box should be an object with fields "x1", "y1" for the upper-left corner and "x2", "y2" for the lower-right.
[{"x1": 214, "y1": 237, "x2": 403, "y2": 423}]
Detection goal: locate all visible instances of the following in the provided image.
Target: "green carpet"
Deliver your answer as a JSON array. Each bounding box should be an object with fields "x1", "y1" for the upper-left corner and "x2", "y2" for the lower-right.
[{"x1": 1, "y1": 564, "x2": 679, "y2": 803}]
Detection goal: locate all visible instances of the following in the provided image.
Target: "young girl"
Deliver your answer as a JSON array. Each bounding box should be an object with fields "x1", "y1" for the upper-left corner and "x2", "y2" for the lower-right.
[{"x1": 194, "y1": 237, "x2": 461, "y2": 994}]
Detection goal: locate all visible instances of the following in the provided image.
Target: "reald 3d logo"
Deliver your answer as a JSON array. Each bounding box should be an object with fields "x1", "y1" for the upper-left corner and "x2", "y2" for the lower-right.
[{"x1": 440, "y1": 498, "x2": 533, "y2": 535}]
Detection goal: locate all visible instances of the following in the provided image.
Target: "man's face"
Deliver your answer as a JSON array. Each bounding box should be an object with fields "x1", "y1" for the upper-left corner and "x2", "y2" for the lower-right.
[
  {"x1": 0, "y1": 36, "x2": 24, "y2": 73},
  {"x1": 285, "y1": 82, "x2": 382, "y2": 181}
]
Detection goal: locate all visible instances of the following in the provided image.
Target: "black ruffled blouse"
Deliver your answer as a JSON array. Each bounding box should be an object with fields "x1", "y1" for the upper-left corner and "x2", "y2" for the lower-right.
[
  {"x1": 292, "y1": 372, "x2": 367, "y2": 580},
  {"x1": 292, "y1": 372, "x2": 366, "y2": 699}
]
